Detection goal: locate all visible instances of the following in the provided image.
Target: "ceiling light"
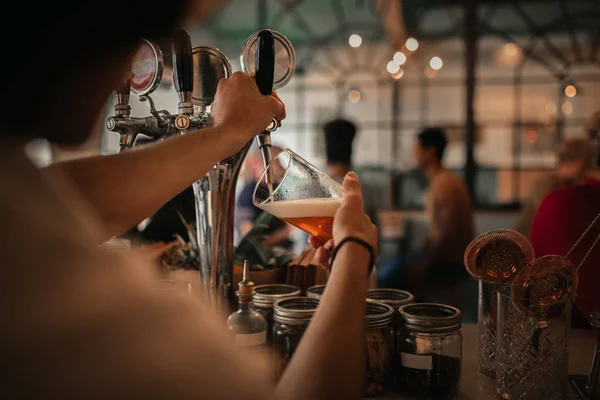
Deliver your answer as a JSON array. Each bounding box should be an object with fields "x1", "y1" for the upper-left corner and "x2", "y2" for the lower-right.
[
  {"x1": 386, "y1": 60, "x2": 400, "y2": 74},
  {"x1": 349, "y1": 34, "x2": 362, "y2": 48},
  {"x1": 393, "y1": 51, "x2": 407, "y2": 65},
  {"x1": 348, "y1": 89, "x2": 362, "y2": 103},
  {"x1": 430, "y1": 56, "x2": 443, "y2": 70},
  {"x1": 562, "y1": 101, "x2": 573, "y2": 116},
  {"x1": 564, "y1": 85, "x2": 577, "y2": 98},
  {"x1": 392, "y1": 68, "x2": 404, "y2": 79},
  {"x1": 545, "y1": 101, "x2": 557, "y2": 115},
  {"x1": 503, "y1": 43, "x2": 520, "y2": 57},
  {"x1": 424, "y1": 67, "x2": 437, "y2": 79},
  {"x1": 406, "y1": 37, "x2": 419, "y2": 51}
]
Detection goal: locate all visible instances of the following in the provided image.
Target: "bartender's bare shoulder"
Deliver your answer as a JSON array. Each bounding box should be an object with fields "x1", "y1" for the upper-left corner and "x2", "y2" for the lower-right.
[{"x1": 429, "y1": 170, "x2": 457, "y2": 201}]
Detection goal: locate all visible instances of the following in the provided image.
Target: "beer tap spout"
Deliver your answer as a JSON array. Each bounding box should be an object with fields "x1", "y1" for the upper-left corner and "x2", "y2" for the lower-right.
[
  {"x1": 112, "y1": 77, "x2": 134, "y2": 150},
  {"x1": 139, "y1": 94, "x2": 166, "y2": 126}
]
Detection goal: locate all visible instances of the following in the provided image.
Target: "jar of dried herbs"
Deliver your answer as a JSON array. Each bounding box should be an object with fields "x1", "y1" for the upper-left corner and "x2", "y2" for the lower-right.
[
  {"x1": 364, "y1": 300, "x2": 395, "y2": 397},
  {"x1": 273, "y1": 296, "x2": 319, "y2": 377},
  {"x1": 254, "y1": 284, "x2": 301, "y2": 346},
  {"x1": 306, "y1": 284, "x2": 326, "y2": 300},
  {"x1": 397, "y1": 303, "x2": 462, "y2": 400}
]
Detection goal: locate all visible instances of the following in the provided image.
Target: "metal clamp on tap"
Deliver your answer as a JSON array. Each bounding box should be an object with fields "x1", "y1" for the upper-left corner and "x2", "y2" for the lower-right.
[{"x1": 106, "y1": 39, "x2": 177, "y2": 150}]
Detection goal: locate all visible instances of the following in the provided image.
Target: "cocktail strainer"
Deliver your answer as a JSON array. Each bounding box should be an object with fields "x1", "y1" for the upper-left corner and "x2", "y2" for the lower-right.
[
  {"x1": 464, "y1": 229, "x2": 535, "y2": 283},
  {"x1": 511, "y1": 255, "x2": 578, "y2": 317}
]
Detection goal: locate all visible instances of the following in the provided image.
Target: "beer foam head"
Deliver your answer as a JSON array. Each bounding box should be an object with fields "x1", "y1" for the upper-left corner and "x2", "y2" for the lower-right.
[{"x1": 257, "y1": 198, "x2": 343, "y2": 218}]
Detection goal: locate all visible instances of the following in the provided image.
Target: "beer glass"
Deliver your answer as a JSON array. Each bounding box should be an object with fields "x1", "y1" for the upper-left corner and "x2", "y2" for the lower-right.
[{"x1": 253, "y1": 149, "x2": 344, "y2": 243}]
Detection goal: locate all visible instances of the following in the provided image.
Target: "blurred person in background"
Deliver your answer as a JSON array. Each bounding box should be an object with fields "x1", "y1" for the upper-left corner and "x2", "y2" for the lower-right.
[
  {"x1": 379, "y1": 128, "x2": 474, "y2": 307},
  {"x1": 516, "y1": 137, "x2": 596, "y2": 237},
  {"x1": 0, "y1": 1, "x2": 377, "y2": 399},
  {"x1": 410, "y1": 128, "x2": 474, "y2": 294},
  {"x1": 323, "y1": 118, "x2": 381, "y2": 228},
  {"x1": 235, "y1": 145, "x2": 295, "y2": 250},
  {"x1": 530, "y1": 111, "x2": 600, "y2": 328}
]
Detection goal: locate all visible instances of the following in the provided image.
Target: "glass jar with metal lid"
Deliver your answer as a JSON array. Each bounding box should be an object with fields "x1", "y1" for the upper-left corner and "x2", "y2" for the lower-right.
[
  {"x1": 253, "y1": 284, "x2": 301, "y2": 345},
  {"x1": 367, "y1": 288, "x2": 414, "y2": 326},
  {"x1": 306, "y1": 284, "x2": 326, "y2": 300},
  {"x1": 364, "y1": 300, "x2": 395, "y2": 397},
  {"x1": 397, "y1": 303, "x2": 462, "y2": 400},
  {"x1": 367, "y1": 288, "x2": 414, "y2": 388},
  {"x1": 273, "y1": 296, "x2": 320, "y2": 376}
]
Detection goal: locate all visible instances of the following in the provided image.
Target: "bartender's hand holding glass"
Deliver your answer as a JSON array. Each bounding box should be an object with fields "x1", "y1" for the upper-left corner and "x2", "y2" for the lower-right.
[
  {"x1": 310, "y1": 172, "x2": 378, "y2": 269},
  {"x1": 211, "y1": 71, "x2": 285, "y2": 153}
]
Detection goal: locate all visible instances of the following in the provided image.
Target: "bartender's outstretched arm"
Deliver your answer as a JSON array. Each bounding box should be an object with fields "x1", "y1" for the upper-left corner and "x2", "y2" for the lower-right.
[
  {"x1": 276, "y1": 172, "x2": 377, "y2": 400},
  {"x1": 42, "y1": 72, "x2": 285, "y2": 243}
]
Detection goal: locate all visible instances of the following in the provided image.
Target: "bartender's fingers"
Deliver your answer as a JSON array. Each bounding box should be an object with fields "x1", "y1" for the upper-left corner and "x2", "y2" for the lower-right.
[
  {"x1": 271, "y1": 90, "x2": 287, "y2": 120},
  {"x1": 313, "y1": 247, "x2": 331, "y2": 270},
  {"x1": 138, "y1": 240, "x2": 181, "y2": 261},
  {"x1": 263, "y1": 93, "x2": 286, "y2": 122},
  {"x1": 250, "y1": 74, "x2": 286, "y2": 122},
  {"x1": 308, "y1": 236, "x2": 334, "y2": 251},
  {"x1": 341, "y1": 172, "x2": 364, "y2": 211}
]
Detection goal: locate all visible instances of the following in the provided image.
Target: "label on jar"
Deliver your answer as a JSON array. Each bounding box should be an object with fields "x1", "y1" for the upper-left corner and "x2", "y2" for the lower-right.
[
  {"x1": 235, "y1": 331, "x2": 267, "y2": 347},
  {"x1": 401, "y1": 352, "x2": 433, "y2": 370}
]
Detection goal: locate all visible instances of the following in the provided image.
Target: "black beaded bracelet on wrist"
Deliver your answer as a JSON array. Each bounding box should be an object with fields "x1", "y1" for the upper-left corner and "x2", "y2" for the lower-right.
[{"x1": 330, "y1": 236, "x2": 375, "y2": 277}]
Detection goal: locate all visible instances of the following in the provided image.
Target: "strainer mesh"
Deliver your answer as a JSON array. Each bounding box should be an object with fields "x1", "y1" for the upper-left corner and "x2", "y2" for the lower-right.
[
  {"x1": 511, "y1": 255, "x2": 578, "y2": 314},
  {"x1": 464, "y1": 229, "x2": 535, "y2": 282}
]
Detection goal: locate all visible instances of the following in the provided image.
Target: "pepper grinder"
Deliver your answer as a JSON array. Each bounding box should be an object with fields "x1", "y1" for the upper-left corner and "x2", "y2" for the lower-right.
[{"x1": 588, "y1": 312, "x2": 600, "y2": 399}]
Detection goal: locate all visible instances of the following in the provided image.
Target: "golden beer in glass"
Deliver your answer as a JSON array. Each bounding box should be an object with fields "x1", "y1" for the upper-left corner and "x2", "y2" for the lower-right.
[{"x1": 253, "y1": 149, "x2": 344, "y2": 243}]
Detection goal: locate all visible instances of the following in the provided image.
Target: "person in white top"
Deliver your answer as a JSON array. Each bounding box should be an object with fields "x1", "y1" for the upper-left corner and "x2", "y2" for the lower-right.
[{"x1": 0, "y1": 1, "x2": 377, "y2": 399}]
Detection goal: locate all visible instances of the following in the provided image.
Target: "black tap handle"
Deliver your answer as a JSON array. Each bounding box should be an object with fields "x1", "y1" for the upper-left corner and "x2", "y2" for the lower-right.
[
  {"x1": 172, "y1": 29, "x2": 193, "y2": 93},
  {"x1": 116, "y1": 78, "x2": 131, "y2": 96},
  {"x1": 255, "y1": 29, "x2": 275, "y2": 96}
]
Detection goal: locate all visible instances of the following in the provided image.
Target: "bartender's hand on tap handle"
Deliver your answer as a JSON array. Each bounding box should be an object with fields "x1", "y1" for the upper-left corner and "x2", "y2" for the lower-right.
[
  {"x1": 211, "y1": 72, "x2": 286, "y2": 152},
  {"x1": 309, "y1": 172, "x2": 378, "y2": 270}
]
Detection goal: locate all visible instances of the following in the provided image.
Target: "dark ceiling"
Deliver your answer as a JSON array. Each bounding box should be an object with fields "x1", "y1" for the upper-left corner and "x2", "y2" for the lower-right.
[
  {"x1": 198, "y1": 0, "x2": 600, "y2": 78},
  {"x1": 203, "y1": 0, "x2": 600, "y2": 44}
]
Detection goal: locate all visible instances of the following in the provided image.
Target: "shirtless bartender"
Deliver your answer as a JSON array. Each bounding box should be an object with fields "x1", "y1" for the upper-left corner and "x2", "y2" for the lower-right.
[
  {"x1": 0, "y1": 1, "x2": 377, "y2": 399},
  {"x1": 410, "y1": 128, "x2": 474, "y2": 294}
]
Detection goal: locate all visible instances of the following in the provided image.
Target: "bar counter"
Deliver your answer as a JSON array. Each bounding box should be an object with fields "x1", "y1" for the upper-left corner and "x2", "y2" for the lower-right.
[{"x1": 375, "y1": 323, "x2": 595, "y2": 400}]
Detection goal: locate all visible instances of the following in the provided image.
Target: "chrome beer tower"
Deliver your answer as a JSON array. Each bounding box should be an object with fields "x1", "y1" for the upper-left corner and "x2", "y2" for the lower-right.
[{"x1": 106, "y1": 29, "x2": 292, "y2": 312}]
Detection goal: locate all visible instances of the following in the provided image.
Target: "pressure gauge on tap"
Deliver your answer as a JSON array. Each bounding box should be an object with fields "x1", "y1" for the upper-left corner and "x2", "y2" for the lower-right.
[
  {"x1": 240, "y1": 29, "x2": 296, "y2": 90},
  {"x1": 131, "y1": 40, "x2": 163, "y2": 96}
]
